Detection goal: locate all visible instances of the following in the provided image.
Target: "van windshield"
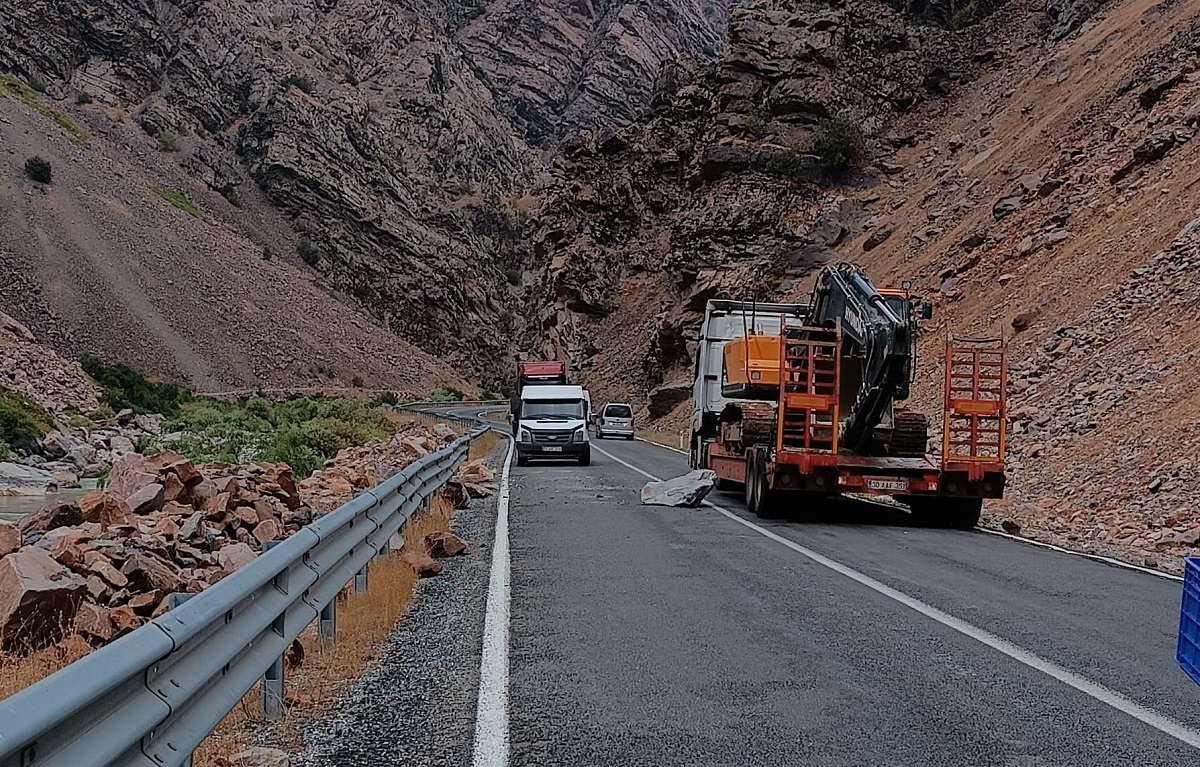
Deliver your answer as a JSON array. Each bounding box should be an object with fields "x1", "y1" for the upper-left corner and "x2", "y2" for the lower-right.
[
  {"x1": 604, "y1": 405, "x2": 632, "y2": 418},
  {"x1": 521, "y1": 399, "x2": 584, "y2": 420}
]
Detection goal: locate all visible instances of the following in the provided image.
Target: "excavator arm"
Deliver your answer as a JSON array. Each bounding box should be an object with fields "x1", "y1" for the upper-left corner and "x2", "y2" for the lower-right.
[{"x1": 807, "y1": 263, "x2": 921, "y2": 453}]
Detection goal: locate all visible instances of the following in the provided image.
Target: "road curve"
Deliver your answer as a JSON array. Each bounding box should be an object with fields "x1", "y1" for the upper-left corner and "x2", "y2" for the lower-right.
[{"x1": 504, "y1": 435, "x2": 1199, "y2": 766}]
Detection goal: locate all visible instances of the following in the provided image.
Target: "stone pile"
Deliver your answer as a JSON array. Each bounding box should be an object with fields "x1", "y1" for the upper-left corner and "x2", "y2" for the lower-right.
[{"x1": 0, "y1": 451, "x2": 309, "y2": 652}]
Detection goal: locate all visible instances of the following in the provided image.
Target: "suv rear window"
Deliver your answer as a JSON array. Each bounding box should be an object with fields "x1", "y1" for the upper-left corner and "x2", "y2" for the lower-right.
[{"x1": 604, "y1": 405, "x2": 632, "y2": 418}]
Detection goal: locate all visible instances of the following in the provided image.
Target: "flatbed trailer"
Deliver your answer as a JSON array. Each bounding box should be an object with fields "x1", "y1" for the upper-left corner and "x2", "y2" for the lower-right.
[{"x1": 703, "y1": 317, "x2": 1007, "y2": 528}]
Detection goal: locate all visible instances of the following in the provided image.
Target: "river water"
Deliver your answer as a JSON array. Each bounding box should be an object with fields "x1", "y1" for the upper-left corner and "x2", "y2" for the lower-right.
[{"x1": 0, "y1": 484, "x2": 96, "y2": 524}]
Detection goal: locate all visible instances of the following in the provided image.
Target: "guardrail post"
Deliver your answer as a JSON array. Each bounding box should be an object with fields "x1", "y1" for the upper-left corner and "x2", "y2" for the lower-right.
[
  {"x1": 319, "y1": 600, "x2": 336, "y2": 651},
  {"x1": 261, "y1": 655, "x2": 284, "y2": 720},
  {"x1": 354, "y1": 564, "x2": 368, "y2": 593},
  {"x1": 167, "y1": 593, "x2": 197, "y2": 766}
]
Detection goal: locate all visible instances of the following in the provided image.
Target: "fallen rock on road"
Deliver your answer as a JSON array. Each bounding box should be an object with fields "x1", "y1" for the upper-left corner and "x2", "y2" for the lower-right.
[{"x1": 641, "y1": 470, "x2": 717, "y2": 508}]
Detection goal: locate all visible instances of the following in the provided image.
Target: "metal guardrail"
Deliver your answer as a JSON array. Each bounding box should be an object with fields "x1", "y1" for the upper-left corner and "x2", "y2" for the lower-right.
[{"x1": 0, "y1": 424, "x2": 487, "y2": 767}]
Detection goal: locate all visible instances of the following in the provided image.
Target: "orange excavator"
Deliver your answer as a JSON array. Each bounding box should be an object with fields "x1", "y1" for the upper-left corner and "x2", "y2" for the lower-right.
[{"x1": 689, "y1": 263, "x2": 1007, "y2": 527}]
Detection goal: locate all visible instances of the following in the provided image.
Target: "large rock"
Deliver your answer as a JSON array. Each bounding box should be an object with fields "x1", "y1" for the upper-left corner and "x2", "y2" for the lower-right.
[
  {"x1": 640, "y1": 470, "x2": 718, "y2": 508},
  {"x1": 426, "y1": 531, "x2": 468, "y2": 558},
  {"x1": 0, "y1": 548, "x2": 87, "y2": 651},
  {"x1": 105, "y1": 454, "x2": 159, "y2": 500},
  {"x1": 18, "y1": 499, "x2": 83, "y2": 534},
  {"x1": 230, "y1": 747, "x2": 290, "y2": 767},
  {"x1": 216, "y1": 542, "x2": 257, "y2": 572},
  {"x1": 647, "y1": 379, "x2": 693, "y2": 419},
  {"x1": 0, "y1": 462, "x2": 58, "y2": 496},
  {"x1": 0, "y1": 522, "x2": 20, "y2": 558},
  {"x1": 121, "y1": 552, "x2": 183, "y2": 593},
  {"x1": 79, "y1": 491, "x2": 134, "y2": 530}
]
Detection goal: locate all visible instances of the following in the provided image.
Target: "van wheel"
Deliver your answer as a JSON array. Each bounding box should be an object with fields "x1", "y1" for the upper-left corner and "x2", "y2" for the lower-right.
[
  {"x1": 625, "y1": 434, "x2": 635, "y2": 441},
  {"x1": 578, "y1": 450, "x2": 591, "y2": 467},
  {"x1": 516, "y1": 455, "x2": 529, "y2": 467}
]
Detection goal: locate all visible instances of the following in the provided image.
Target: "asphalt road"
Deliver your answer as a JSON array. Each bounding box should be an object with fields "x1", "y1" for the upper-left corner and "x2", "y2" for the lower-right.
[{"x1": 505, "y1": 435, "x2": 1200, "y2": 766}]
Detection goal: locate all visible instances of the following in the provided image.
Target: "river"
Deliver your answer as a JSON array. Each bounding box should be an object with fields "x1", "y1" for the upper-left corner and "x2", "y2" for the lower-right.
[{"x1": 0, "y1": 483, "x2": 97, "y2": 524}]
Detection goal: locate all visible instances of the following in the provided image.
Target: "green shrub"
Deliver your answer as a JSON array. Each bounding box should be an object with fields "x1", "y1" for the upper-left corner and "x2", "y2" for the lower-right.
[
  {"x1": 504, "y1": 268, "x2": 522, "y2": 285},
  {"x1": 428, "y1": 387, "x2": 465, "y2": 402},
  {"x1": 0, "y1": 438, "x2": 9, "y2": 459},
  {"x1": 351, "y1": 375, "x2": 365, "y2": 388},
  {"x1": 808, "y1": 116, "x2": 867, "y2": 175},
  {"x1": 282, "y1": 74, "x2": 314, "y2": 94},
  {"x1": 24, "y1": 156, "x2": 51, "y2": 183},
  {"x1": 297, "y1": 238, "x2": 321, "y2": 266},
  {"x1": 262, "y1": 246, "x2": 273, "y2": 261},
  {"x1": 79, "y1": 354, "x2": 189, "y2": 415},
  {"x1": 763, "y1": 149, "x2": 811, "y2": 181},
  {"x1": 156, "y1": 132, "x2": 179, "y2": 152},
  {"x1": 150, "y1": 186, "x2": 201, "y2": 218},
  {"x1": 0, "y1": 386, "x2": 54, "y2": 450},
  {"x1": 218, "y1": 182, "x2": 239, "y2": 206},
  {"x1": 949, "y1": 2, "x2": 981, "y2": 29},
  {"x1": 1, "y1": 75, "x2": 88, "y2": 145},
  {"x1": 245, "y1": 396, "x2": 274, "y2": 422},
  {"x1": 370, "y1": 391, "x2": 400, "y2": 407},
  {"x1": 75, "y1": 92, "x2": 93, "y2": 105},
  {"x1": 65, "y1": 412, "x2": 93, "y2": 429}
]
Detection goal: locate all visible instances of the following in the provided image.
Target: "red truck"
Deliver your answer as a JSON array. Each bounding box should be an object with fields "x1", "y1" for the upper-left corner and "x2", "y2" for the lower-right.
[{"x1": 510, "y1": 361, "x2": 568, "y2": 432}]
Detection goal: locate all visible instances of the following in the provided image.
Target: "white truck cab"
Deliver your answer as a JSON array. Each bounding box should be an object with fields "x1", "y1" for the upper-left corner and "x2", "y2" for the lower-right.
[{"x1": 515, "y1": 384, "x2": 591, "y2": 467}]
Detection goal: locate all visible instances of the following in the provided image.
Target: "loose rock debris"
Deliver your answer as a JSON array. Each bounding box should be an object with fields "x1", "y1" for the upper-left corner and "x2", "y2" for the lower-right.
[{"x1": 641, "y1": 470, "x2": 717, "y2": 508}]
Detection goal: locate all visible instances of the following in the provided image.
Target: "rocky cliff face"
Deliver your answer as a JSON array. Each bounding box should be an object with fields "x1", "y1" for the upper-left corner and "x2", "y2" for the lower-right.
[
  {"x1": 525, "y1": 0, "x2": 928, "y2": 411},
  {"x1": 0, "y1": 0, "x2": 731, "y2": 384}
]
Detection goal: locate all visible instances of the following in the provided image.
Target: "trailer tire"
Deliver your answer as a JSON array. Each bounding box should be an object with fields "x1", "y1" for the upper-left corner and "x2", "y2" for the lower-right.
[
  {"x1": 948, "y1": 499, "x2": 982, "y2": 529},
  {"x1": 744, "y1": 451, "x2": 758, "y2": 511},
  {"x1": 747, "y1": 449, "x2": 783, "y2": 519},
  {"x1": 905, "y1": 497, "x2": 982, "y2": 529}
]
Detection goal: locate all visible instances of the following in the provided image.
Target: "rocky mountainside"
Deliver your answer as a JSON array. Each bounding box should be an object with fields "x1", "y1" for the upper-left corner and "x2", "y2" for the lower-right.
[
  {"x1": 0, "y1": 0, "x2": 732, "y2": 387},
  {"x1": 525, "y1": 0, "x2": 934, "y2": 412},
  {"x1": 529, "y1": 0, "x2": 1200, "y2": 568}
]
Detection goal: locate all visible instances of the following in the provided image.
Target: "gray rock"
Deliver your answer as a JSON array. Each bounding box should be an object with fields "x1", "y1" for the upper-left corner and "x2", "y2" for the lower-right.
[
  {"x1": 231, "y1": 748, "x2": 290, "y2": 767},
  {"x1": 0, "y1": 462, "x2": 58, "y2": 496},
  {"x1": 641, "y1": 470, "x2": 717, "y2": 507},
  {"x1": 116, "y1": 409, "x2": 136, "y2": 425},
  {"x1": 108, "y1": 436, "x2": 136, "y2": 455}
]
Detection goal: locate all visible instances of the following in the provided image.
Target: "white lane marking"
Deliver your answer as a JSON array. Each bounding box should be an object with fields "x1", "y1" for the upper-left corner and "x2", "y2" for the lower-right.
[
  {"x1": 977, "y1": 528, "x2": 1184, "y2": 582},
  {"x1": 590, "y1": 442, "x2": 1200, "y2": 751},
  {"x1": 623, "y1": 437, "x2": 1187, "y2": 583},
  {"x1": 471, "y1": 434, "x2": 514, "y2": 767},
  {"x1": 634, "y1": 435, "x2": 688, "y2": 455}
]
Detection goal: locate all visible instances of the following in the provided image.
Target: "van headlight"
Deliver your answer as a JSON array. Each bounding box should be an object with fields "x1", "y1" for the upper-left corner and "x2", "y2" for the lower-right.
[
  {"x1": 573, "y1": 427, "x2": 586, "y2": 443},
  {"x1": 519, "y1": 428, "x2": 532, "y2": 442}
]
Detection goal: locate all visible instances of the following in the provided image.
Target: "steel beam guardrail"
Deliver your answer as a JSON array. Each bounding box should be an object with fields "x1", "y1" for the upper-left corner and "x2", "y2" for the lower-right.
[{"x1": 0, "y1": 425, "x2": 486, "y2": 767}]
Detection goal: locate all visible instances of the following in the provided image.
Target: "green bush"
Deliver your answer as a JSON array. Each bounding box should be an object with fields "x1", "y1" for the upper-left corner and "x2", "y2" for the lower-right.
[
  {"x1": 351, "y1": 375, "x2": 365, "y2": 388},
  {"x1": 282, "y1": 74, "x2": 314, "y2": 94},
  {"x1": 79, "y1": 354, "x2": 189, "y2": 415},
  {"x1": 262, "y1": 246, "x2": 273, "y2": 261},
  {"x1": 504, "y1": 268, "x2": 522, "y2": 285},
  {"x1": 370, "y1": 391, "x2": 400, "y2": 407},
  {"x1": 159, "y1": 394, "x2": 394, "y2": 478},
  {"x1": 24, "y1": 156, "x2": 51, "y2": 183},
  {"x1": 156, "y1": 132, "x2": 179, "y2": 152},
  {"x1": 75, "y1": 92, "x2": 93, "y2": 105},
  {"x1": 218, "y1": 182, "x2": 239, "y2": 206},
  {"x1": 428, "y1": 387, "x2": 465, "y2": 402},
  {"x1": 0, "y1": 438, "x2": 10, "y2": 459},
  {"x1": 808, "y1": 116, "x2": 867, "y2": 175},
  {"x1": 0, "y1": 386, "x2": 54, "y2": 450},
  {"x1": 150, "y1": 186, "x2": 201, "y2": 218},
  {"x1": 949, "y1": 2, "x2": 981, "y2": 29},
  {"x1": 297, "y1": 238, "x2": 321, "y2": 266}
]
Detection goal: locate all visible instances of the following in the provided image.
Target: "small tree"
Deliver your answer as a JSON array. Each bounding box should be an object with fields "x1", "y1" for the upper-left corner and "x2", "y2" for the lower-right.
[
  {"x1": 24, "y1": 156, "x2": 51, "y2": 183},
  {"x1": 808, "y1": 116, "x2": 867, "y2": 175},
  {"x1": 297, "y1": 238, "x2": 320, "y2": 266}
]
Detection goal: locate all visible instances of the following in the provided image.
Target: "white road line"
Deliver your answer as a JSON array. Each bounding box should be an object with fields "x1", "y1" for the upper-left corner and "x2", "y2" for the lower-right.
[
  {"x1": 590, "y1": 442, "x2": 1200, "y2": 751},
  {"x1": 471, "y1": 434, "x2": 514, "y2": 767},
  {"x1": 634, "y1": 435, "x2": 688, "y2": 455},
  {"x1": 976, "y1": 528, "x2": 1184, "y2": 582}
]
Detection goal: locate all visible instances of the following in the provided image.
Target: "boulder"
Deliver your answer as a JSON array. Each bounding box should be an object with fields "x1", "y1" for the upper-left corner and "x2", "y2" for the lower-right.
[
  {"x1": 264, "y1": 465, "x2": 301, "y2": 510},
  {"x1": 18, "y1": 499, "x2": 82, "y2": 533},
  {"x1": 216, "y1": 542, "x2": 257, "y2": 572},
  {"x1": 105, "y1": 454, "x2": 158, "y2": 499},
  {"x1": 121, "y1": 552, "x2": 183, "y2": 593},
  {"x1": 400, "y1": 550, "x2": 443, "y2": 578},
  {"x1": 0, "y1": 548, "x2": 87, "y2": 651},
  {"x1": 108, "y1": 435, "x2": 136, "y2": 454},
  {"x1": 116, "y1": 409, "x2": 136, "y2": 425},
  {"x1": 0, "y1": 522, "x2": 22, "y2": 558},
  {"x1": 179, "y1": 511, "x2": 205, "y2": 541},
  {"x1": 640, "y1": 470, "x2": 717, "y2": 508},
  {"x1": 79, "y1": 491, "x2": 134, "y2": 530},
  {"x1": 128, "y1": 590, "x2": 162, "y2": 616},
  {"x1": 0, "y1": 462, "x2": 58, "y2": 495},
  {"x1": 75, "y1": 601, "x2": 115, "y2": 642},
  {"x1": 89, "y1": 558, "x2": 127, "y2": 589},
  {"x1": 109, "y1": 605, "x2": 142, "y2": 635},
  {"x1": 127, "y1": 482, "x2": 165, "y2": 515},
  {"x1": 432, "y1": 423, "x2": 458, "y2": 443},
  {"x1": 426, "y1": 531, "x2": 467, "y2": 558},
  {"x1": 252, "y1": 519, "x2": 280, "y2": 543}
]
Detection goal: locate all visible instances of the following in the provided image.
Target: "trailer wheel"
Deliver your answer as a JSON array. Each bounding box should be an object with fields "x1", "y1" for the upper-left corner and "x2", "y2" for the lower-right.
[
  {"x1": 948, "y1": 499, "x2": 982, "y2": 529},
  {"x1": 744, "y1": 451, "x2": 758, "y2": 511},
  {"x1": 747, "y1": 449, "x2": 783, "y2": 520},
  {"x1": 905, "y1": 497, "x2": 982, "y2": 529}
]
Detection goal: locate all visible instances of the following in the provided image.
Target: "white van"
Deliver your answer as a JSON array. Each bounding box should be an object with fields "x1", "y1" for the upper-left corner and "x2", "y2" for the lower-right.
[{"x1": 515, "y1": 384, "x2": 591, "y2": 466}]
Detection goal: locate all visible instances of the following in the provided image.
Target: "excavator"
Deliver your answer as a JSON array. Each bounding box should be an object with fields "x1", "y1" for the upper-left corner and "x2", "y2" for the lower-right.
[{"x1": 690, "y1": 263, "x2": 1006, "y2": 527}]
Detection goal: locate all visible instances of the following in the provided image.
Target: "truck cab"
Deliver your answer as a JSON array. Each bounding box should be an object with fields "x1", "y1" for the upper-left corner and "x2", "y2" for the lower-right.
[{"x1": 515, "y1": 384, "x2": 591, "y2": 467}]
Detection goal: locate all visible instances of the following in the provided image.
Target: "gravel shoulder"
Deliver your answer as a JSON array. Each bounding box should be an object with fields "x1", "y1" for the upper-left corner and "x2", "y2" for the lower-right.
[{"x1": 294, "y1": 445, "x2": 503, "y2": 766}]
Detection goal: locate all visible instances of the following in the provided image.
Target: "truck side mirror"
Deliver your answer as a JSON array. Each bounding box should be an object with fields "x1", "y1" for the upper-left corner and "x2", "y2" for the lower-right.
[{"x1": 920, "y1": 301, "x2": 933, "y2": 320}]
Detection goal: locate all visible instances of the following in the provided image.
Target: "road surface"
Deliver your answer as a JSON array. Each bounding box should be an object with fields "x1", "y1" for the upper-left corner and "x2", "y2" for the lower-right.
[{"x1": 498, "y1": 434, "x2": 1199, "y2": 766}]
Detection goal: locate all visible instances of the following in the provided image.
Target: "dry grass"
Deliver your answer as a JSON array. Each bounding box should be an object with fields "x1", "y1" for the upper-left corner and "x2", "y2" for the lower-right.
[
  {"x1": 469, "y1": 429, "x2": 503, "y2": 461},
  {"x1": 0, "y1": 636, "x2": 92, "y2": 702},
  {"x1": 193, "y1": 493, "x2": 456, "y2": 765},
  {"x1": 635, "y1": 429, "x2": 688, "y2": 451}
]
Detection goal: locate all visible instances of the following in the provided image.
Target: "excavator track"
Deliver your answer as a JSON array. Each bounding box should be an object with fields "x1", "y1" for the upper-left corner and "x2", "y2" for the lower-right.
[{"x1": 888, "y1": 408, "x2": 930, "y2": 457}]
